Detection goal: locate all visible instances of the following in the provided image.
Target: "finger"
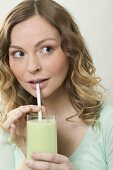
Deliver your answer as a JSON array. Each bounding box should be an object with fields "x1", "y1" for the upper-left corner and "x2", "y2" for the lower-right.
[
  {"x1": 7, "y1": 105, "x2": 40, "y2": 118},
  {"x1": 25, "y1": 159, "x2": 58, "y2": 170},
  {"x1": 7, "y1": 105, "x2": 45, "y2": 118},
  {"x1": 31, "y1": 153, "x2": 68, "y2": 164},
  {"x1": 10, "y1": 124, "x2": 16, "y2": 139},
  {"x1": 27, "y1": 105, "x2": 42, "y2": 113},
  {"x1": 7, "y1": 106, "x2": 30, "y2": 118},
  {"x1": 27, "y1": 105, "x2": 46, "y2": 116},
  {"x1": 3, "y1": 105, "x2": 44, "y2": 129},
  {"x1": 41, "y1": 106, "x2": 46, "y2": 113},
  {"x1": 8, "y1": 124, "x2": 16, "y2": 143},
  {"x1": 3, "y1": 106, "x2": 30, "y2": 129}
]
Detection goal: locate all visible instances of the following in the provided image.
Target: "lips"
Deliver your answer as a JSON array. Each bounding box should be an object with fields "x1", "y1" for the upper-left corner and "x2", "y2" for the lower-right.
[
  {"x1": 28, "y1": 78, "x2": 49, "y2": 89},
  {"x1": 29, "y1": 78, "x2": 49, "y2": 84}
]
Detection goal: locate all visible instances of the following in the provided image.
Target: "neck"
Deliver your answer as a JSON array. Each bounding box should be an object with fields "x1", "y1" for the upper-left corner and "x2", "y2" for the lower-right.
[{"x1": 42, "y1": 86, "x2": 76, "y2": 119}]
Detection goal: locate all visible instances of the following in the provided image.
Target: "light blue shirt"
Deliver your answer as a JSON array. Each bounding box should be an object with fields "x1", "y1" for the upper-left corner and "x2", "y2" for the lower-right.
[
  {"x1": 0, "y1": 129, "x2": 24, "y2": 170},
  {"x1": 0, "y1": 103, "x2": 113, "y2": 170},
  {"x1": 69, "y1": 103, "x2": 113, "y2": 170}
]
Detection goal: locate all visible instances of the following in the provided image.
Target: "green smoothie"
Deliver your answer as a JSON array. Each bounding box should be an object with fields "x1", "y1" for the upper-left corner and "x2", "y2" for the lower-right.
[{"x1": 27, "y1": 116, "x2": 57, "y2": 159}]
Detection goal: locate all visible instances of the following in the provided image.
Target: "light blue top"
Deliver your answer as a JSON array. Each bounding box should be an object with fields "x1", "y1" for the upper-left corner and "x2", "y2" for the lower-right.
[
  {"x1": 0, "y1": 129, "x2": 24, "y2": 170},
  {"x1": 69, "y1": 103, "x2": 113, "y2": 170},
  {"x1": 0, "y1": 103, "x2": 113, "y2": 170}
]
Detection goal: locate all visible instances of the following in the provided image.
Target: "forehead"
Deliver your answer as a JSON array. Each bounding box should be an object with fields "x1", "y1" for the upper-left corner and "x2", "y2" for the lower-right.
[{"x1": 10, "y1": 15, "x2": 61, "y2": 43}]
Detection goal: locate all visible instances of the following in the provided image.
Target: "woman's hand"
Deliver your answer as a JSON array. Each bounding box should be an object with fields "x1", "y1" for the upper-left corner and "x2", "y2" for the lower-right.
[
  {"x1": 25, "y1": 152, "x2": 75, "y2": 170},
  {"x1": 3, "y1": 105, "x2": 45, "y2": 155}
]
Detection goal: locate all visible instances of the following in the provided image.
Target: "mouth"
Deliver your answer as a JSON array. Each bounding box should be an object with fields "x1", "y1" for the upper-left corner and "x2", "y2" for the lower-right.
[
  {"x1": 28, "y1": 78, "x2": 49, "y2": 89},
  {"x1": 29, "y1": 78, "x2": 49, "y2": 84}
]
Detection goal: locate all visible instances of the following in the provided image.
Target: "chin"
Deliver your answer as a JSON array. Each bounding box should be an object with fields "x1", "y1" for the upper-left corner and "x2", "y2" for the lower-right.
[
  {"x1": 25, "y1": 89, "x2": 37, "y2": 98},
  {"x1": 31, "y1": 92, "x2": 37, "y2": 98}
]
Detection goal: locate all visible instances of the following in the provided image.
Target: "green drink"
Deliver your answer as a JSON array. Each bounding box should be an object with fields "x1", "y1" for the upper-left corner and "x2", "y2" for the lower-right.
[{"x1": 27, "y1": 114, "x2": 57, "y2": 160}]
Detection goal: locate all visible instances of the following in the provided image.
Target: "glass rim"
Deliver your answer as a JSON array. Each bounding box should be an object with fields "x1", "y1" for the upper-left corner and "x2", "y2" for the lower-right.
[{"x1": 27, "y1": 113, "x2": 55, "y2": 120}]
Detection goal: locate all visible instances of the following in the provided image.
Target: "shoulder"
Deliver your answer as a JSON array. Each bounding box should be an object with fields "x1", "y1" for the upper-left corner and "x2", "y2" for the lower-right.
[
  {"x1": 99, "y1": 103, "x2": 113, "y2": 151},
  {"x1": 98, "y1": 103, "x2": 113, "y2": 168},
  {"x1": 99, "y1": 102, "x2": 113, "y2": 126},
  {"x1": 98, "y1": 102, "x2": 113, "y2": 136},
  {"x1": 93, "y1": 102, "x2": 113, "y2": 150}
]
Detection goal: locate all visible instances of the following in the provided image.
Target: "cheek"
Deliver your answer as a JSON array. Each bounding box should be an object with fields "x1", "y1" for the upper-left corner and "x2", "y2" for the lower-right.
[
  {"x1": 48, "y1": 56, "x2": 69, "y2": 76},
  {"x1": 9, "y1": 60, "x2": 25, "y2": 79}
]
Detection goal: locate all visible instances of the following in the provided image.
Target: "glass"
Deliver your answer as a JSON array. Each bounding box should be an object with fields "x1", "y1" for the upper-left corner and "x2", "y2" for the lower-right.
[{"x1": 27, "y1": 113, "x2": 57, "y2": 159}]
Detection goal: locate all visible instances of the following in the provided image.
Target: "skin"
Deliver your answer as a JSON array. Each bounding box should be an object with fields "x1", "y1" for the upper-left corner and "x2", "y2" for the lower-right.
[{"x1": 3, "y1": 15, "x2": 89, "y2": 170}]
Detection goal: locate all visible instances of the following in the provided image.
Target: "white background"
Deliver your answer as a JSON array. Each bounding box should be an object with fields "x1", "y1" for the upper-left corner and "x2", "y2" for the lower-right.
[{"x1": 0, "y1": 0, "x2": 113, "y2": 101}]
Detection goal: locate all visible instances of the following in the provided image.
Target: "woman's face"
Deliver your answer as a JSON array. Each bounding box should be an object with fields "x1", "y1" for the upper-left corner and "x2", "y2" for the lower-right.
[{"x1": 9, "y1": 15, "x2": 69, "y2": 99}]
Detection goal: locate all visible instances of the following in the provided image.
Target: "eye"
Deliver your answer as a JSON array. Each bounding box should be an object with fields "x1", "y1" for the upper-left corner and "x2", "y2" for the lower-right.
[
  {"x1": 10, "y1": 51, "x2": 25, "y2": 58},
  {"x1": 15, "y1": 51, "x2": 25, "y2": 58},
  {"x1": 41, "y1": 46, "x2": 53, "y2": 54}
]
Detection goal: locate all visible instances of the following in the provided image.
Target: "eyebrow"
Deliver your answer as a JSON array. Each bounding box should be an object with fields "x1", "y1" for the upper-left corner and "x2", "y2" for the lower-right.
[{"x1": 9, "y1": 38, "x2": 56, "y2": 50}]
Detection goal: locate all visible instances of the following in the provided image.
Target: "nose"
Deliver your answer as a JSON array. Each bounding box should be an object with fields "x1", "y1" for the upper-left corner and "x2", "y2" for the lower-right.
[{"x1": 27, "y1": 55, "x2": 42, "y2": 73}]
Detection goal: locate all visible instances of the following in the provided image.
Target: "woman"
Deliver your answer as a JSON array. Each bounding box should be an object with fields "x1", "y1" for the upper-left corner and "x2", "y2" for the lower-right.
[{"x1": 0, "y1": 0, "x2": 113, "y2": 170}]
